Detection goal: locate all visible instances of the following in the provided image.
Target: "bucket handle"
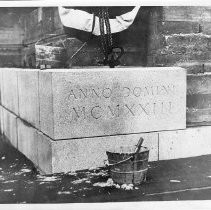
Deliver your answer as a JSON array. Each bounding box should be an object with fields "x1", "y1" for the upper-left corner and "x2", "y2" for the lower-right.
[{"x1": 104, "y1": 156, "x2": 133, "y2": 169}]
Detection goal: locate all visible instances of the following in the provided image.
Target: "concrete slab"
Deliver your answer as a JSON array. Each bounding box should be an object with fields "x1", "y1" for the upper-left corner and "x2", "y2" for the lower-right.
[
  {"x1": 1, "y1": 68, "x2": 19, "y2": 115},
  {"x1": 39, "y1": 67, "x2": 186, "y2": 140},
  {"x1": 2, "y1": 107, "x2": 18, "y2": 148},
  {"x1": 17, "y1": 118, "x2": 38, "y2": 166},
  {"x1": 159, "y1": 126, "x2": 211, "y2": 160},
  {"x1": 18, "y1": 69, "x2": 39, "y2": 128},
  {"x1": 37, "y1": 132, "x2": 158, "y2": 174}
]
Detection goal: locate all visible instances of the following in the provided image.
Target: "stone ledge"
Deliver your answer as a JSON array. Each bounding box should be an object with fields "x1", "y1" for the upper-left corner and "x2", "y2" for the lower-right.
[
  {"x1": 37, "y1": 131, "x2": 159, "y2": 174},
  {"x1": 2, "y1": 104, "x2": 211, "y2": 174},
  {"x1": 1, "y1": 106, "x2": 18, "y2": 148},
  {"x1": 17, "y1": 118, "x2": 38, "y2": 166},
  {"x1": 159, "y1": 126, "x2": 211, "y2": 160}
]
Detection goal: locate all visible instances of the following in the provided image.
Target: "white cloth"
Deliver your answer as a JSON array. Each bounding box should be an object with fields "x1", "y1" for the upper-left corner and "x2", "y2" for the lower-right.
[{"x1": 58, "y1": 6, "x2": 141, "y2": 36}]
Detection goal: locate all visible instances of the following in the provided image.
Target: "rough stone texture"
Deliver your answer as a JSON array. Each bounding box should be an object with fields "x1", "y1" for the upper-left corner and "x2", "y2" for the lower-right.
[
  {"x1": 17, "y1": 118, "x2": 38, "y2": 166},
  {"x1": 37, "y1": 132, "x2": 158, "y2": 174},
  {"x1": 2, "y1": 107, "x2": 18, "y2": 148},
  {"x1": 161, "y1": 21, "x2": 200, "y2": 35},
  {"x1": 174, "y1": 62, "x2": 211, "y2": 74},
  {"x1": 187, "y1": 73, "x2": 211, "y2": 95},
  {"x1": 159, "y1": 126, "x2": 211, "y2": 160},
  {"x1": 187, "y1": 73, "x2": 211, "y2": 124},
  {"x1": 163, "y1": 7, "x2": 211, "y2": 22},
  {"x1": 149, "y1": 33, "x2": 211, "y2": 67},
  {"x1": 39, "y1": 67, "x2": 186, "y2": 140},
  {"x1": 18, "y1": 69, "x2": 39, "y2": 128},
  {"x1": 1, "y1": 68, "x2": 19, "y2": 115},
  {"x1": 187, "y1": 108, "x2": 211, "y2": 124}
]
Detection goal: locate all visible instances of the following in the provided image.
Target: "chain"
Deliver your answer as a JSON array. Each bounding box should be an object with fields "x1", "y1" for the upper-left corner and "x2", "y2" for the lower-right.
[
  {"x1": 99, "y1": 8, "x2": 108, "y2": 62},
  {"x1": 104, "y1": 7, "x2": 113, "y2": 52},
  {"x1": 98, "y1": 7, "x2": 124, "y2": 67}
]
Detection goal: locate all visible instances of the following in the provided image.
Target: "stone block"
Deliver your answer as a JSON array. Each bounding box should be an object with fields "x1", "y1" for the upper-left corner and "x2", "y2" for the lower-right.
[
  {"x1": 18, "y1": 69, "x2": 39, "y2": 128},
  {"x1": 17, "y1": 118, "x2": 38, "y2": 166},
  {"x1": 39, "y1": 67, "x2": 186, "y2": 140},
  {"x1": 37, "y1": 132, "x2": 158, "y2": 174},
  {"x1": 159, "y1": 126, "x2": 211, "y2": 160},
  {"x1": 187, "y1": 108, "x2": 211, "y2": 124},
  {"x1": 187, "y1": 73, "x2": 211, "y2": 124},
  {"x1": 1, "y1": 68, "x2": 19, "y2": 115},
  {"x1": 174, "y1": 62, "x2": 211, "y2": 74},
  {"x1": 2, "y1": 107, "x2": 18, "y2": 148},
  {"x1": 187, "y1": 73, "x2": 211, "y2": 95},
  {"x1": 161, "y1": 21, "x2": 200, "y2": 35}
]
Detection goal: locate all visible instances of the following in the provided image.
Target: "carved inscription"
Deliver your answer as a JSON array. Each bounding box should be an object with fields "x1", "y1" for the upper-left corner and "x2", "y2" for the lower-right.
[
  {"x1": 65, "y1": 84, "x2": 176, "y2": 122},
  {"x1": 67, "y1": 84, "x2": 175, "y2": 100}
]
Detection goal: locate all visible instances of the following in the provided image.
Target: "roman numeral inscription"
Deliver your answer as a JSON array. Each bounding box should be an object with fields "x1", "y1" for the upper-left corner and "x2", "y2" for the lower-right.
[
  {"x1": 69, "y1": 102, "x2": 173, "y2": 121},
  {"x1": 65, "y1": 84, "x2": 176, "y2": 122}
]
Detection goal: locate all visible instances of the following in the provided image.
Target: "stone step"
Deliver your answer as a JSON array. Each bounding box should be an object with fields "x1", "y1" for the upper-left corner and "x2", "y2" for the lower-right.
[
  {"x1": 1, "y1": 107, "x2": 18, "y2": 148},
  {"x1": 37, "y1": 129, "x2": 158, "y2": 174},
  {"x1": 17, "y1": 118, "x2": 38, "y2": 166},
  {"x1": 2, "y1": 105, "x2": 211, "y2": 174}
]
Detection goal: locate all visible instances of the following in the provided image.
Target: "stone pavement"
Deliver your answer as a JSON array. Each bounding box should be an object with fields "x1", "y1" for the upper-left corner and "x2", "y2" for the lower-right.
[{"x1": 1, "y1": 137, "x2": 211, "y2": 203}]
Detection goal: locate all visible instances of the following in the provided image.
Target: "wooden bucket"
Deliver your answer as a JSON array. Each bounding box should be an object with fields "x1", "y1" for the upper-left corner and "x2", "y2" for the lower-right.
[{"x1": 106, "y1": 146, "x2": 149, "y2": 185}]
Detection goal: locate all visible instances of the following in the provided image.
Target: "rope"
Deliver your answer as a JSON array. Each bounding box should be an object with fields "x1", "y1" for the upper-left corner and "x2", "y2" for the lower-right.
[{"x1": 98, "y1": 7, "x2": 124, "y2": 68}]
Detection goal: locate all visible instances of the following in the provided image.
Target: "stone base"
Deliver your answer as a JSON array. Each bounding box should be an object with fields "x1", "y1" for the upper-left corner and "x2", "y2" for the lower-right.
[
  {"x1": 37, "y1": 131, "x2": 159, "y2": 174},
  {"x1": 1, "y1": 106, "x2": 211, "y2": 174},
  {"x1": 33, "y1": 124, "x2": 211, "y2": 174},
  {"x1": 1, "y1": 107, "x2": 18, "y2": 148}
]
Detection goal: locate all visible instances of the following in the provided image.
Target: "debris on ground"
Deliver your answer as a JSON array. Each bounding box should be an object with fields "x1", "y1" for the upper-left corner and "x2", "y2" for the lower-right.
[
  {"x1": 57, "y1": 191, "x2": 71, "y2": 195},
  {"x1": 20, "y1": 168, "x2": 32, "y2": 173},
  {"x1": 93, "y1": 178, "x2": 137, "y2": 190},
  {"x1": 37, "y1": 175, "x2": 61, "y2": 182},
  {"x1": 72, "y1": 178, "x2": 89, "y2": 184},
  {"x1": 4, "y1": 189, "x2": 13, "y2": 192},
  {"x1": 121, "y1": 184, "x2": 134, "y2": 190},
  {"x1": 67, "y1": 171, "x2": 77, "y2": 176},
  {"x1": 170, "y1": 180, "x2": 181, "y2": 183}
]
